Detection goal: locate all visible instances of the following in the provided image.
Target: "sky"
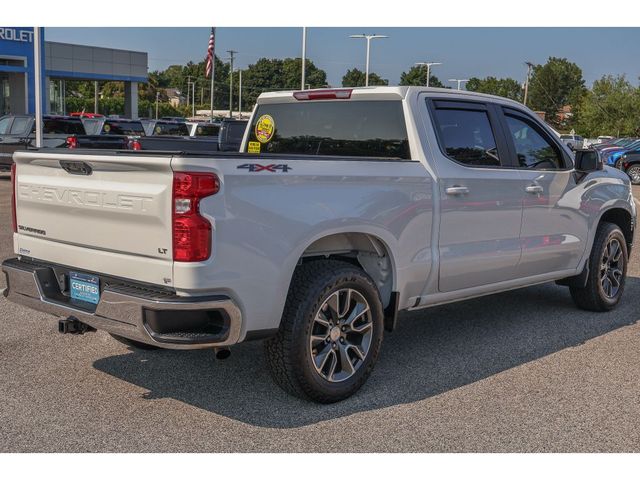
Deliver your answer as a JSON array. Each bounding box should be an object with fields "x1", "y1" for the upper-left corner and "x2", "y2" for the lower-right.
[{"x1": 45, "y1": 27, "x2": 640, "y2": 88}]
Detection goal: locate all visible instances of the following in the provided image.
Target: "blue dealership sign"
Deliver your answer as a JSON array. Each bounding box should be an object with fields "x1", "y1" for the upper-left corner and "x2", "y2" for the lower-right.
[{"x1": 0, "y1": 27, "x2": 45, "y2": 114}]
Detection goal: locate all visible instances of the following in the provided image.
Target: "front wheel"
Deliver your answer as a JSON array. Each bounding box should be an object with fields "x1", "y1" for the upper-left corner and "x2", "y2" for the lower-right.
[
  {"x1": 625, "y1": 164, "x2": 640, "y2": 185},
  {"x1": 265, "y1": 260, "x2": 384, "y2": 403},
  {"x1": 570, "y1": 222, "x2": 628, "y2": 311}
]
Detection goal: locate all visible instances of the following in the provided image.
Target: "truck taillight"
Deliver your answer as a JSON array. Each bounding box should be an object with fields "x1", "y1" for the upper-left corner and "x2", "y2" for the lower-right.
[
  {"x1": 172, "y1": 172, "x2": 219, "y2": 262},
  {"x1": 66, "y1": 136, "x2": 78, "y2": 149},
  {"x1": 11, "y1": 162, "x2": 17, "y2": 233}
]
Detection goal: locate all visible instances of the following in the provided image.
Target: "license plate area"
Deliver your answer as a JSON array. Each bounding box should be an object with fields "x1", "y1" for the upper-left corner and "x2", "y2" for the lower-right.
[{"x1": 69, "y1": 271, "x2": 100, "y2": 305}]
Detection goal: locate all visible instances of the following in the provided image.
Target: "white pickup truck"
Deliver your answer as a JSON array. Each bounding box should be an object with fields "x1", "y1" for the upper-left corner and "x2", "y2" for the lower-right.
[{"x1": 2, "y1": 87, "x2": 636, "y2": 403}]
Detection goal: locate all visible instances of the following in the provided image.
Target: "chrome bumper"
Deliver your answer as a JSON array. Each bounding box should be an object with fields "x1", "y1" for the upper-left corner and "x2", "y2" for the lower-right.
[{"x1": 1, "y1": 257, "x2": 242, "y2": 350}]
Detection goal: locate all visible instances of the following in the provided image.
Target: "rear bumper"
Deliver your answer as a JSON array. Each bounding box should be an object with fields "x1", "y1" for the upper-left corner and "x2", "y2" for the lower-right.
[{"x1": 1, "y1": 257, "x2": 243, "y2": 350}]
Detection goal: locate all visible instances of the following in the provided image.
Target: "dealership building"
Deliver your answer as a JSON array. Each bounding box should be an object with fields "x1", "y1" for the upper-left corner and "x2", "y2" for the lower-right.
[{"x1": 0, "y1": 27, "x2": 148, "y2": 118}]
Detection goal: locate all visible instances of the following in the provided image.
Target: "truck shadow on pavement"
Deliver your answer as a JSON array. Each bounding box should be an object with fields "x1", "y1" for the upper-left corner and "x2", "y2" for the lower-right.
[{"x1": 93, "y1": 279, "x2": 640, "y2": 428}]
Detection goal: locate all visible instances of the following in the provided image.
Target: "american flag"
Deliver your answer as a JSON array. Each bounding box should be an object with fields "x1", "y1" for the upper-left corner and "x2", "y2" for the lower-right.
[{"x1": 205, "y1": 27, "x2": 216, "y2": 78}]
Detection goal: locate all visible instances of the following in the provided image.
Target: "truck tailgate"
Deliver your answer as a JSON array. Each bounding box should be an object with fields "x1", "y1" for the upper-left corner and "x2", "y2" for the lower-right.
[{"x1": 12, "y1": 150, "x2": 175, "y2": 286}]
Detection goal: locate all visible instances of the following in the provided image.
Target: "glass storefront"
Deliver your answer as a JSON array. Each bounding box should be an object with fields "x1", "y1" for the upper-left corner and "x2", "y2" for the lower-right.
[
  {"x1": 0, "y1": 75, "x2": 9, "y2": 115},
  {"x1": 49, "y1": 78, "x2": 65, "y2": 115}
]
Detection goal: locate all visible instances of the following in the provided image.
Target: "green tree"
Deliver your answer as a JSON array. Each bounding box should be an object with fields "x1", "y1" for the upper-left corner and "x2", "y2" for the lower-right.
[
  {"x1": 341, "y1": 68, "x2": 388, "y2": 87},
  {"x1": 528, "y1": 57, "x2": 586, "y2": 128},
  {"x1": 576, "y1": 75, "x2": 640, "y2": 137},
  {"x1": 240, "y1": 57, "x2": 328, "y2": 109},
  {"x1": 399, "y1": 65, "x2": 445, "y2": 88},
  {"x1": 465, "y1": 76, "x2": 522, "y2": 101}
]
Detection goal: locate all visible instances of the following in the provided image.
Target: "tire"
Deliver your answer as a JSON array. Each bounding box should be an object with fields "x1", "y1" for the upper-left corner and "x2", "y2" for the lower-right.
[
  {"x1": 625, "y1": 164, "x2": 640, "y2": 185},
  {"x1": 265, "y1": 260, "x2": 384, "y2": 403},
  {"x1": 109, "y1": 333, "x2": 161, "y2": 350},
  {"x1": 570, "y1": 222, "x2": 628, "y2": 311}
]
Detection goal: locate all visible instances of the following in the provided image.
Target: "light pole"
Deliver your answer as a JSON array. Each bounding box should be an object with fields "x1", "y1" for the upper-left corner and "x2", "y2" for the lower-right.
[
  {"x1": 94, "y1": 81, "x2": 99, "y2": 114},
  {"x1": 448, "y1": 78, "x2": 469, "y2": 90},
  {"x1": 227, "y1": 50, "x2": 237, "y2": 117},
  {"x1": 415, "y1": 62, "x2": 442, "y2": 87},
  {"x1": 236, "y1": 68, "x2": 243, "y2": 116},
  {"x1": 155, "y1": 91, "x2": 159, "y2": 119},
  {"x1": 187, "y1": 80, "x2": 195, "y2": 118},
  {"x1": 349, "y1": 34, "x2": 388, "y2": 87},
  {"x1": 301, "y1": 27, "x2": 307, "y2": 90},
  {"x1": 523, "y1": 61, "x2": 534, "y2": 106},
  {"x1": 33, "y1": 27, "x2": 43, "y2": 148}
]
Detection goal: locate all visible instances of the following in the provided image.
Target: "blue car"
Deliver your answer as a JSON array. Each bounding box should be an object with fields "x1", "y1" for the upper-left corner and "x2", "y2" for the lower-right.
[{"x1": 603, "y1": 139, "x2": 640, "y2": 166}]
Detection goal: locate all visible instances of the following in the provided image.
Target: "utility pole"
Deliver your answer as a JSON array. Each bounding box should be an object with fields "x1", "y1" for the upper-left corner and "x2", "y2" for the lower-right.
[
  {"x1": 301, "y1": 27, "x2": 307, "y2": 90},
  {"x1": 192, "y1": 81, "x2": 195, "y2": 118},
  {"x1": 415, "y1": 62, "x2": 442, "y2": 88},
  {"x1": 186, "y1": 75, "x2": 191, "y2": 111},
  {"x1": 94, "y1": 81, "x2": 99, "y2": 114},
  {"x1": 238, "y1": 69, "x2": 243, "y2": 116},
  {"x1": 155, "y1": 91, "x2": 159, "y2": 119},
  {"x1": 448, "y1": 78, "x2": 469, "y2": 90},
  {"x1": 227, "y1": 50, "x2": 237, "y2": 118},
  {"x1": 523, "y1": 61, "x2": 534, "y2": 106},
  {"x1": 349, "y1": 34, "x2": 388, "y2": 87},
  {"x1": 33, "y1": 27, "x2": 43, "y2": 148}
]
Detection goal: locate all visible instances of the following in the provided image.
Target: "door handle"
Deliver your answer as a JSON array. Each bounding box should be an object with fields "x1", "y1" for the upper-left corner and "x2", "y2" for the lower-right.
[
  {"x1": 445, "y1": 186, "x2": 469, "y2": 196},
  {"x1": 525, "y1": 184, "x2": 544, "y2": 194}
]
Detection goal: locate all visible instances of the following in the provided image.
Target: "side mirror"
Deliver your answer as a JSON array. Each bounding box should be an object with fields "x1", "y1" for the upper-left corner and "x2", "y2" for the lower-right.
[{"x1": 574, "y1": 149, "x2": 603, "y2": 172}]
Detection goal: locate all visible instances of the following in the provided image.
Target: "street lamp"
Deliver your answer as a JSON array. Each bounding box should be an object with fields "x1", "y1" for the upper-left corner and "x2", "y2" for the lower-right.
[
  {"x1": 349, "y1": 34, "x2": 388, "y2": 87},
  {"x1": 448, "y1": 78, "x2": 469, "y2": 90},
  {"x1": 415, "y1": 62, "x2": 442, "y2": 87}
]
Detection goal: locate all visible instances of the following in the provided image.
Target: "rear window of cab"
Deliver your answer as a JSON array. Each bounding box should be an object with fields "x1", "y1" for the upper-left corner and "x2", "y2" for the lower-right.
[{"x1": 245, "y1": 100, "x2": 410, "y2": 159}]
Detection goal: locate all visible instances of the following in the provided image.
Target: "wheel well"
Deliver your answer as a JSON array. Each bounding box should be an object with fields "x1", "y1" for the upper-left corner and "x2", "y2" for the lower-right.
[
  {"x1": 600, "y1": 208, "x2": 634, "y2": 249},
  {"x1": 300, "y1": 233, "x2": 394, "y2": 308}
]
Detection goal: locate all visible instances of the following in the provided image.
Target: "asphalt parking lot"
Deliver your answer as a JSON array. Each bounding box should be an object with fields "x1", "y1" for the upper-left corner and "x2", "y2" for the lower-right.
[{"x1": 0, "y1": 172, "x2": 639, "y2": 452}]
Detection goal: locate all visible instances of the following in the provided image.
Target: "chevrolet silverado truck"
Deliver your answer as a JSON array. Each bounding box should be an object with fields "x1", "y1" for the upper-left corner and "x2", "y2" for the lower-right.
[{"x1": 2, "y1": 87, "x2": 636, "y2": 403}]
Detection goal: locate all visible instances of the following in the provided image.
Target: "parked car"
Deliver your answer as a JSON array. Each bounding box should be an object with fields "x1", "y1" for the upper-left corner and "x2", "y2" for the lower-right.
[
  {"x1": 601, "y1": 139, "x2": 640, "y2": 166},
  {"x1": 594, "y1": 137, "x2": 637, "y2": 152},
  {"x1": 3, "y1": 87, "x2": 635, "y2": 403},
  {"x1": 559, "y1": 134, "x2": 584, "y2": 150},
  {"x1": 0, "y1": 114, "x2": 85, "y2": 170},
  {"x1": 617, "y1": 147, "x2": 640, "y2": 184}
]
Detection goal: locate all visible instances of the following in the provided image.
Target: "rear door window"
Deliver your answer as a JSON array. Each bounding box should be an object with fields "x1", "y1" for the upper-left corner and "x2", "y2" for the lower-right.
[
  {"x1": 245, "y1": 100, "x2": 410, "y2": 159},
  {"x1": 195, "y1": 123, "x2": 220, "y2": 136},
  {"x1": 430, "y1": 102, "x2": 502, "y2": 167},
  {"x1": 152, "y1": 122, "x2": 190, "y2": 136},
  {"x1": 43, "y1": 118, "x2": 85, "y2": 134},
  {"x1": 103, "y1": 120, "x2": 146, "y2": 136}
]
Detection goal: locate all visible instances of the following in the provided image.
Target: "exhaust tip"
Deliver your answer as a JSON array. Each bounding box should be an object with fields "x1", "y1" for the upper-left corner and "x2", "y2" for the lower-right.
[{"x1": 215, "y1": 348, "x2": 231, "y2": 360}]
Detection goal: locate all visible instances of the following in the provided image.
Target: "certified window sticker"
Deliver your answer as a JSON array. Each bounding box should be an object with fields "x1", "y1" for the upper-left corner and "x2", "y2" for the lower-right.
[
  {"x1": 248, "y1": 141, "x2": 261, "y2": 153},
  {"x1": 255, "y1": 114, "x2": 275, "y2": 143}
]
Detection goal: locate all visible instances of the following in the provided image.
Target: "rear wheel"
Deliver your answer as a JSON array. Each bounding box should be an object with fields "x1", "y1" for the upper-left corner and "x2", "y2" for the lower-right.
[
  {"x1": 109, "y1": 333, "x2": 161, "y2": 350},
  {"x1": 570, "y1": 222, "x2": 628, "y2": 311},
  {"x1": 625, "y1": 164, "x2": 640, "y2": 185},
  {"x1": 265, "y1": 260, "x2": 384, "y2": 403}
]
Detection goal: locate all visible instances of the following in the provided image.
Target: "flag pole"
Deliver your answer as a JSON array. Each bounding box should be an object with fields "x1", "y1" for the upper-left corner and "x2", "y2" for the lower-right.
[{"x1": 209, "y1": 27, "x2": 216, "y2": 122}]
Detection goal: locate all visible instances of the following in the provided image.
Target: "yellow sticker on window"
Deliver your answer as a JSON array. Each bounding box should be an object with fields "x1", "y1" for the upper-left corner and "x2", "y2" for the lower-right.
[
  {"x1": 255, "y1": 114, "x2": 275, "y2": 143},
  {"x1": 248, "y1": 141, "x2": 261, "y2": 153}
]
